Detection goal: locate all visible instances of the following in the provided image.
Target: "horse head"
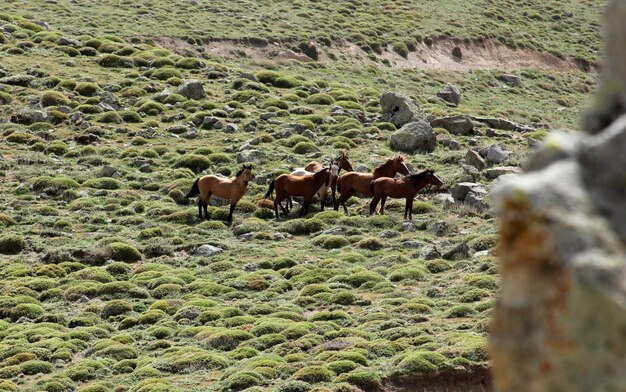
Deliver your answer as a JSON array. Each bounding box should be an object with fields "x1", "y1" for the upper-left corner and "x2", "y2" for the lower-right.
[
  {"x1": 393, "y1": 155, "x2": 410, "y2": 175},
  {"x1": 237, "y1": 164, "x2": 254, "y2": 182},
  {"x1": 425, "y1": 169, "x2": 443, "y2": 187},
  {"x1": 335, "y1": 151, "x2": 354, "y2": 172}
]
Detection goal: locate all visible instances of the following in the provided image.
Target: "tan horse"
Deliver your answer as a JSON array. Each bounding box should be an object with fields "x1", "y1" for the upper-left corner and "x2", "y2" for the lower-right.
[
  {"x1": 185, "y1": 164, "x2": 253, "y2": 222},
  {"x1": 304, "y1": 151, "x2": 354, "y2": 205},
  {"x1": 335, "y1": 155, "x2": 410, "y2": 214},
  {"x1": 369, "y1": 169, "x2": 443, "y2": 219},
  {"x1": 265, "y1": 167, "x2": 331, "y2": 219},
  {"x1": 289, "y1": 162, "x2": 339, "y2": 211}
]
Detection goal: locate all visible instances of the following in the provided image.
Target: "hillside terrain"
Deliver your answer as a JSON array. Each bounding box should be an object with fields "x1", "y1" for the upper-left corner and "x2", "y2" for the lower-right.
[{"x1": 0, "y1": 1, "x2": 601, "y2": 392}]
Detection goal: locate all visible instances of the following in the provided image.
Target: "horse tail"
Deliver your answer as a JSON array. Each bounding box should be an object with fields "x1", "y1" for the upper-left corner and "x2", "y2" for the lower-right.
[
  {"x1": 264, "y1": 180, "x2": 275, "y2": 199},
  {"x1": 369, "y1": 180, "x2": 376, "y2": 195},
  {"x1": 185, "y1": 178, "x2": 200, "y2": 201}
]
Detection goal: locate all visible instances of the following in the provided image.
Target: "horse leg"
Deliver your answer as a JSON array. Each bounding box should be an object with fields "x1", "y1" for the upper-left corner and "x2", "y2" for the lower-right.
[
  {"x1": 197, "y1": 199, "x2": 203, "y2": 219},
  {"x1": 337, "y1": 189, "x2": 353, "y2": 215},
  {"x1": 408, "y1": 198, "x2": 414, "y2": 220},
  {"x1": 203, "y1": 193, "x2": 212, "y2": 220},
  {"x1": 227, "y1": 202, "x2": 236, "y2": 223},
  {"x1": 319, "y1": 188, "x2": 326, "y2": 211},
  {"x1": 369, "y1": 195, "x2": 380, "y2": 215},
  {"x1": 380, "y1": 194, "x2": 387, "y2": 215}
]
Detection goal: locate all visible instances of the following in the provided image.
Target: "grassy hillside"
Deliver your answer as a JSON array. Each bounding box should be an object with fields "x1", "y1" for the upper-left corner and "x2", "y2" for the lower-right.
[{"x1": 0, "y1": 2, "x2": 600, "y2": 392}]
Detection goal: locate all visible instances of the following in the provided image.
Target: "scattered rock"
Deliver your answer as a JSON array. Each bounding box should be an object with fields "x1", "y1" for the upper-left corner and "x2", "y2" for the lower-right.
[
  {"x1": 390, "y1": 118, "x2": 436, "y2": 153},
  {"x1": 442, "y1": 243, "x2": 470, "y2": 260},
  {"x1": 380, "y1": 92, "x2": 427, "y2": 127},
  {"x1": 0, "y1": 74, "x2": 36, "y2": 87},
  {"x1": 472, "y1": 116, "x2": 536, "y2": 132},
  {"x1": 12, "y1": 109, "x2": 47, "y2": 125},
  {"x1": 196, "y1": 244, "x2": 223, "y2": 257},
  {"x1": 485, "y1": 166, "x2": 522, "y2": 179},
  {"x1": 498, "y1": 74, "x2": 521, "y2": 86},
  {"x1": 431, "y1": 115, "x2": 474, "y2": 135},
  {"x1": 451, "y1": 182, "x2": 486, "y2": 201},
  {"x1": 99, "y1": 166, "x2": 120, "y2": 178},
  {"x1": 486, "y1": 144, "x2": 512, "y2": 163},
  {"x1": 400, "y1": 221, "x2": 416, "y2": 232},
  {"x1": 176, "y1": 79, "x2": 205, "y2": 100},
  {"x1": 223, "y1": 123, "x2": 239, "y2": 133},
  {"x1": 465, "y1": 149, "x2": 487, "y2": 171},
  {"x1": 57, "y1": 36, "x2": 82, "y2": 47},
  {"x1": 237, "y1": 149, "x2": 263, "y2": 163},
  {"x1": 434, "y1": 193, "x2": 456, "y2": 209},
  {"x1": 419, "y1": 245, "x2": 441, "y2": 260}
]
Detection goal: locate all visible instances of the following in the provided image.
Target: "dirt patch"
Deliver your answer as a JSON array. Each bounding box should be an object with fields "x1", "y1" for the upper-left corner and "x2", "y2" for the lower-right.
[
  {"x1": 383, "y1": 366, "x2": 493, "y2": 392},
  {"x1": 153, "y1": 36, "x2": 592, "y2": 73}
]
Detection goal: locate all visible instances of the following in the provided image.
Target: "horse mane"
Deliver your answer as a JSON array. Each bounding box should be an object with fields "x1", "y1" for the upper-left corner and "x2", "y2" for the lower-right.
[
  {"x1": 407, "y1": 169, "x2": 434, "y2": 181},
  {"x1": 235, "y1": 168, "x2": 245, "y2": 177}
]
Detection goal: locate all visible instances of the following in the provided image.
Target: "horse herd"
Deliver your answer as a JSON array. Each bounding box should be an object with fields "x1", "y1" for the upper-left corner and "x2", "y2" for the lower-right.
[{"x1": 185, "y1": 152, "x2": 443, "y2": 223}]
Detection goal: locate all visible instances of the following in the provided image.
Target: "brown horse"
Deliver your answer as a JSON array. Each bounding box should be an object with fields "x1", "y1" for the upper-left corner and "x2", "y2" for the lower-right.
[
  {"x1": 265, "y1": 167, "x2": 331, "y2": 219},
  {"x1": 303, "y1": 151, "x2": 354, "y2": 205},
  {"x1": 185, "y1": 164, "x2": 253, "y2": 222},
  {"x1": 335, "y1": 155, "x2": 410, "y2": 215},
  {"x1": 369, "y1": 169, "x2": 443, "y2": 219}
]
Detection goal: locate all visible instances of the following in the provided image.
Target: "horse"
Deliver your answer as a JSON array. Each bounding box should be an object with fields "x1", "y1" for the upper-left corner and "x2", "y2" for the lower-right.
[
  {"x1": 334, "y1": 155, "x2": 410, "y2": 215},
  {"x1": 297, "y1": 151, "x2": 354, "y2": 206},
  {"x1": 265, "y1": 167, "x2": 332, "y2": 219},
  {"x1": 290, "y1": 161, "x2": 339, "y2": 211},
  {"x1": 369, "y1": 169, "x2": 443, "y2": 220},
  {"x1": 185, "y1": 164, "x2": 253, "y2": 222}
]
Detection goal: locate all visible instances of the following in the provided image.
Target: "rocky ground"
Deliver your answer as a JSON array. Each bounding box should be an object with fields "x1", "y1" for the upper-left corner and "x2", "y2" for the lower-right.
[{"x1": 0, "y1": 3, "x2": 600, "y2": 392}]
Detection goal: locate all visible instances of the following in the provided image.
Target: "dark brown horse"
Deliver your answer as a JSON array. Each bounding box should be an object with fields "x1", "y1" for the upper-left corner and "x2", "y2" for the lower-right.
[
  {"x1": 369, "y1": 169, "x2": 443, "y2": 219},
  {"x1": 185, "y1": 164, "x2": 253, "y2": 222},
  {"x1": 303, "y1": 151, "x2": 354, "y2": 205},
  {"x1": 335, "y1": 155, "x2": 410, "y2": 215},
  {"x1": 265, "y1": 167, "x2": 332, "y2": 219}
]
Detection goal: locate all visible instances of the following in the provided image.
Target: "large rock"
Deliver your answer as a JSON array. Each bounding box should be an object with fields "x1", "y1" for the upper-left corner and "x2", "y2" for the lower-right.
[
  {"x1": 380, "y1": 92, "x2": 426, "y2": 127},
  {"x1": 389, "y1": 119, "x2": 436, "y2": 153},
  {"x1": 431, "y1": 115, "x2": 474, "y2": 135},
  {"x1": 484, "y1": 166, "x2": 521, "y2": 180},
  {"x1": 451, "y1": 182, "x2": 486, "y2": 201},
  {"x1": 196, "y1": 245, "x2": 223, "y2": 257},
  {"x1": 176, "y1": 79, "x2": 205, "y2": 100},
  {"x1": 490, "y1": 3, "x2": 626, "y2": 390},
  {"x1": 437, "y1": 84, "x2": 461, "y2": 106},
  {"x1": 465, "y1": 149, "x2": 487, "y2": 171}
]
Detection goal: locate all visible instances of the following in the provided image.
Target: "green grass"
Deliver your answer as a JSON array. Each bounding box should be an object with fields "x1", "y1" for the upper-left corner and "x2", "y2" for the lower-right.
[{"x1": 0, "y1": 2, "x2": 597, "y2": 391}]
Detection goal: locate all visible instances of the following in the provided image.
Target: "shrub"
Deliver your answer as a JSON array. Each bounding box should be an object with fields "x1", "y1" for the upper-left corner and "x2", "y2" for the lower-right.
[
  {"x1": 306, "y1": 93, "x2": 335, "y2": 105},
  {"x1": 96, "y1": 111, "x2": 123, "y2": 124},
  {"x1": 468, "y1": 234, "x2": 499, "y2": 251},
  {"x1": 293, "y1": 141, "x2": 318, "y2": 154},
  {"x1": 77, "y1": 384, "x2": 110, "y2": 392},
  {"x1": 273, "y1": 76, "x2": 301, "y2": 88},
  {"x1": 262, "y1": 98, "x2": 289, "y2": 109},
  {"x1": 75, "y1": 82, "x2": 100, "y2": 96},
  {"x1": 11, "y1": 303, "x2": 44, "y2": 320},
  {"x1": 0, "y1": 91, "x2": 12, "y2": 105},
  {"x1": 445, "y1": 305, "x2": 477, "y2": 318},
  {"x1": 83, "y1": 178, "x2": 122, "y2": 189},
  {"x1": 392, "y1": 41, "x2": 409, "y2": 58},
  {"x1": 282, "y1": 219, "x2": 325, "y2": 235},
  {"x1": 223, "y1": 371, "x2": 263, "y2": 390},
  {"x1": 390, "y1": 351, "x2": 447, "y2": 376},
  {"x1": 20, "y1": 360, "x2": 52, "y2": 375},
  {"x1": 314, "y1": 235, "x2": 349, "y2": 249},
  {"x1": 151, "y1": 67, "x2": 182, "y2": 80},
  {"x1": 205, "y1": 329, "x2": 254, "y2": 351},
  {"x1": 0, "y1": 234, "x2": 26, "y2": 254},
  {"x1": 41, "y1": 90, "x2": 70, "y2": 106},
  {"x1": 120, "y1": 110, "x2": 143, "y2": 123},
  {"x1": 356, "y1": 237, "x2": 385, "y2": 250},
  {"x1": 256, "y1": 71, "x2": 280, "y2": 84},
  {"x1": 336, "y1": 100, "x2": 364, "y2": 111},
  {"x1": 0, "y1": 213, "x2": 16, "y2": 227},
  {"x1": 137, "y1": 101, "x2": 165, "y2": 115},
  {"x1": 176, "y1": 57, "x2": 204, "y2": 69},
  {"x1": 292, "y1": 366, "x2": 333, "y2": 383},
  {"x1": 101, "y1": 300, "x2": 133, "y2": 318},
  {"x1": 107, "y1": 242, "x2": 142, "y2": 262},
  {"x1": 277, "y1": 380, "x2": 311, "y2": 392},
  {"x1": 174, "y1": 154, "x2": 211, "y2": 173},
  {"x1": 98, "y1": 54, "x2": 133, "y2": 68}
]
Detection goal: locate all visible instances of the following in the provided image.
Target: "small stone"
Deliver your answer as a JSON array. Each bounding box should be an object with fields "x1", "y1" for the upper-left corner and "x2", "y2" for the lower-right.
[
  {"x1": 223, "y1": 123, "x2": 239, "y2": 133},
  {"x1": 485, "y1": 166, "x2": 522, "y2": 180},
  {"x1": 420, "y1": 245, "x2": 441, "y2": 260},
  {"x1": 176, "y1": 79, "x2": 205, "y2": 100},
  {"x1": 498, "y1": 74, "x2": 521, "y2": 86},
  {"x1": 442, "y1": 243, "x2": 470, "y2": 260},
  {"x1": 486, "y1": 144, "x2": 512, "y2": 163},
  {"x1": 196, "y1": 244, "x2": 223, "y2": 257}
]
